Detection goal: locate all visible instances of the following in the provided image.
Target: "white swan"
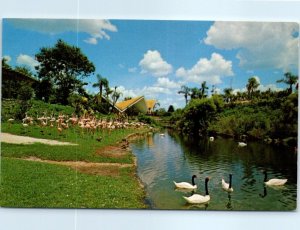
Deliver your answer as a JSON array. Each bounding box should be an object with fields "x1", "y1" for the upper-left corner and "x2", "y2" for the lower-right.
[
  {"x1": 238, "y1": 142, "x2": 247, "y2": 147},
  {"x1": 174, "y1": 175, "x2": 197, "y2": 190},
  {"x1": 183, "y1": 177, "x2": 210, "y2": 204},
  {"x1": 263, "y1": 171, "x2": 287, "y2": 186},
  {"x1": 209, "y1": 136, "x2": 214, "y2": 141},
  {"x1": 222, "y1": 174, "x2": 233, "y2": 192}
]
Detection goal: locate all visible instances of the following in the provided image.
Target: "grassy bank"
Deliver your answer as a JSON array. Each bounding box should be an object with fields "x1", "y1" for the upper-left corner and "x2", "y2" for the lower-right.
[{"x1": 0, "y1": 123, "x2": 148, "y2": 208}]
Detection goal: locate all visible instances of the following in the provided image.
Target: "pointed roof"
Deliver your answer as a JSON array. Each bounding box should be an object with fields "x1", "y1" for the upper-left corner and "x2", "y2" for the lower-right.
[
  {"x1": 115, "y1": 96, "x2": 146, "y2": 113},
  {"x1": 145, "y1": 99, "x2": 156, "y2": 110}
]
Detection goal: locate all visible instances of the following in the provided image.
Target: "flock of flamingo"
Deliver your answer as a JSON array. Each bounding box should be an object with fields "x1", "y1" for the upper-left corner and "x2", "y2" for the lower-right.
[{"x1": 7, "y1": 113, "x2": 151, "y2": 139}]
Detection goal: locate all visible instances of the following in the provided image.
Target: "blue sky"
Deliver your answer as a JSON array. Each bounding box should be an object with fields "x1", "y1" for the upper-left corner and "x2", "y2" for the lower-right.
[{"x1": 2, "y1": 19, "x2": 299, "y2": 109}]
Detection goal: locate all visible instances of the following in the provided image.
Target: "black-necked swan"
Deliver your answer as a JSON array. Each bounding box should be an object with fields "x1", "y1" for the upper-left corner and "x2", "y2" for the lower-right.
[
  {"x1": 174, "y1": 175, "x2": 197, "y2": 189},
  {"x1": 183, "y1": 177, "x2": 210, "y2": 204},
  {"x1": 222, "y1": 174, "x2": 233, "y2": 192},
  {"x1": 263, "y1": 170, "x2": 287, "y2": 186}
]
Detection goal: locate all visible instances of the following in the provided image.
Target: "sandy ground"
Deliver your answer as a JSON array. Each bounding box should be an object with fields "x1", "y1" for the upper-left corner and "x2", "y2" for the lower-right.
[{"x1": 1, "y1": 132, "x2": 78, "y2": 145}]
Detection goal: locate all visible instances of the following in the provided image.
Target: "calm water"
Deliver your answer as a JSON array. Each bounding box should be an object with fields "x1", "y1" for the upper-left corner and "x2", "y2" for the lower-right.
[{"x1": 130, "y1": 130, "x2": 297, "y2": 211}]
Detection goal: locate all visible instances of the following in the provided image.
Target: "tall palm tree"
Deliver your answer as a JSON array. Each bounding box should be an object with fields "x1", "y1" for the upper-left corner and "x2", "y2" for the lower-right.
[
  {"x1": 111, "y1": 86, "x2": 122, "y2": 107},
  {"x1": 223, "y1": 88, "x2": 233, "y2": 103},
  {"x1": 246, "y1": 77, "x2": 259, "y2": 99},
  {"x1": 92, "y1": 74, "x2": 109, "y2": 103},
  {"x1": 200, "y1": 81, "x2": 209, "y2": 99},
  {"x1": 277, "y1": 72, "x2": 298, "y2": 94},
  {"x1": 178, "y1": 85, "x2": 191, "y2": 105}
]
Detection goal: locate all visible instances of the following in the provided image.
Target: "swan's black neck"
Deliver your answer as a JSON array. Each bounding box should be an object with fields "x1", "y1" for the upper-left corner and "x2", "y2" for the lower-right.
[
  {"x1": 229, "y1": 174, "x2": 232, "y2": 189},
  {"x1": 192, "y1": 175, "x2": 196, "y2": 186},
  {"x1": 263, "y1": 171, "x2": 267, "y2": 182},
  {"x1": 205, "y1": 178, "x2": 209, "y2": 195}
]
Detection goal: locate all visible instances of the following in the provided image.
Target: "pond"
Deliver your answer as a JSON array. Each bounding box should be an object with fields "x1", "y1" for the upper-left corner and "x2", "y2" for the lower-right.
[{"x1": 130, "y1": 130, "x2": 297, "y2": 211}]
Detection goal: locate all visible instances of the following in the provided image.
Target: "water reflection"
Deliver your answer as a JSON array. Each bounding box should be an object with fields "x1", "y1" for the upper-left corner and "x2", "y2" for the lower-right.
[
  {"x1": 226, "y1": 193, "x2": 233, "y2": 210},
  {"x1": 131, "y1": 131, "x2": 297, "y2": 210}
]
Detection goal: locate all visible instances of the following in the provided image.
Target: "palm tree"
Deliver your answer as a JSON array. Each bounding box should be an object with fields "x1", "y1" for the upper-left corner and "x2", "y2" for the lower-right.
[
  {"x1": 178, "y1": 85, "x2": 191, "y2": 105},
  {"x1": 223, "y1": 88, "x2": 233, "y2": 103},
  {"x1": 199, "y1": 81, "x2": 209, "y2": 99},
  {"x1": 190, "y1": 87, "x2": 200, "y2": 99},
  {"x1": 277, "y1": 72, "x2": 298, "y2": 94},
  {"x1": 111, "y1": 86, "x2": 122, "y2": 107},
  {"x1": 246, "y1": 77, "x2": 260, "y2": 99},
  {"x1": 92, "y1": 74, "x2": 109, "y2": 103}
]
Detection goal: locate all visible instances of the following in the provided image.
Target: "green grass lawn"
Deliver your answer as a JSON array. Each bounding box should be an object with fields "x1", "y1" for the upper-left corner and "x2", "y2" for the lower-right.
[
  {"x1": 0, "y1": 122, "x2": 148, "y2": 208},
  {"x1": 0, "y1": 158, "x2": 146, "y2": 208}
]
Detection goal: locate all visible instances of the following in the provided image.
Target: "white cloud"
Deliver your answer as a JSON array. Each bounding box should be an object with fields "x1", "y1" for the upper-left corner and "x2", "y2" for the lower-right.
[
  {"x1": 155, "y1": 77, "x2": 181, "y2": 89},
  {"x1": 3, "y1": 55, "x2": 11, "y2": 62},
  {"x1": 139, "y1": 50, "x2": 173, "y2": 77},
  {"x1": 10, "y1": 19, "x2": 117, "y2": 45},
  {"x1": 128, "y1": 67, "x2": 137, "y2": 73},
  {"x1": 176, "y1": 52, "x2": 234, "y2": 84},
  {"x1": 84, "y1": 37, "x2": 98, "y2": 45},
  {"x1": 204, "y1": 22, "x2": 299, "y2": 70},
  {"x1": 16, "y1": 54, "x2": 39, "y2": 70},
  {"x1": 258, "y1": 84, "x2": 283, "y2": 92},
  {"x1": 116, "y1": 86, "x2": 138, "y2": 99},
  {"x1": 141, "y1": 86, "x2": 172, "y2": 97}
]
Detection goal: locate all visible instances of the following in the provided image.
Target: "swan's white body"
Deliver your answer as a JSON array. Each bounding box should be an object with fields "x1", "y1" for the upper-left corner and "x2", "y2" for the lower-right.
[
  {"x1": 174, "y1": 181, "x2": 197, "y2": 189},
  {"x1": 159, "y1": 133, "x2": 165, "y2": 137},
  {"x1": 265, "y1": 178, "x2": 287, "y2": 186},
  {"x1": 183, "y1": 177, "x2": 210, "y2": 204},
  {"x1": 263, "y1": 171, "x2": 287, "y2": 186},
  {"x1": 222, "y1": 179, "x2": 233, "y2": 192},
  {"x1": 183, "y1": 194, "x2": 210, "y2": 204},
  {"x1": 238, "y1": 142, "x2": 247, "y2": 147}
]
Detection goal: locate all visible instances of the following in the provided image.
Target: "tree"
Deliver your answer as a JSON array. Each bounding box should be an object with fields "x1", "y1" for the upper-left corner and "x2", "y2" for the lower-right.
[
  {"x1": 246, "y1": 77, "x2": 260, "y2": 99},
  {"x1": 111, "y1": 86, "x2": 122, "y2": 108},
  {"x1": 177, "y1": 97, "x2": 219, "y2": 135},
  {"x1": 199, "y1": 81, "x2": 209, "y2": 99},
  {"x1": 178, "y1": 85, "x2": 191, "y2": 105},
  {"x1": 92, "y1": 74, "x2": 109, "y2": 104},
  {"x1": 35, "y1": 39, "x2": 95, "y2": 105},
  {"x1": 223, "y1": 88, "x2": 233, "y2": 103},
  {"x1": 15, "y1": 66, "x2": 33, "y2": 77},
  {"x1": 168, "y1": 105, "x2": 175, "y2": 113},
  {"x1": 2, "y1": 57, "x2": 11, "y2": 69},
  {"x1": 190, "y1": 87, "x2": 201, "y2": 99},
  {"x1": 277, "y1": 72, "x2": 298, "y2": 94}
]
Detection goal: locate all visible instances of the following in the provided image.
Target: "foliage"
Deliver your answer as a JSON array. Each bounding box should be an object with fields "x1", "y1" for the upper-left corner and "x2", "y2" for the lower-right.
[
  {"x1": 178, "y1": 85, "x2": 191, "y2": 105},
  {"x1": 167, "y1": 105, "x2": 175, "y2": 113},
  {"x1": 92, "y1": 74, "x2": 109, "y2": 104},
  {"x1": 137, "y1": 114, "x2": 157, "y2": 126},
  {"x1": 208, "y1": 93, "x2": 298, "y2": 141},
  {"x1": 246, "y1": 76, "x2": 260, "y2": 99},
  {"x1": 35, "y1": 39, "x2": 95, "y2": 105},
  {"x1": 1, "y1": 99, "x2": 75, "y2": 121},
  {"x1": 175, "y1": 97, "x2": 223, "y2": 135},
  {"x1": 277, "y1": 72, "x2": 298, "y2": 94}
]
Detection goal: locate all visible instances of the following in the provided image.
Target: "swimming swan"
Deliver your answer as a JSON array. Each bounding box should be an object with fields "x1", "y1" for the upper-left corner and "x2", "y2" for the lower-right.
[
  {"x1": 183, "y1": 177, "x2": 210, "y2": 204},
  {"x1": 222, "y1": 174, "x2": 233, "y2": 192},
  {"x1": 263, "y1": 171, "x2": 287, "y2": 186},
  {"x1": 174, "y1": 175, "x2": 197, "y2": 189},
  {"x1": 238, "y1": 142, "x2": 247, "y2": 147}
]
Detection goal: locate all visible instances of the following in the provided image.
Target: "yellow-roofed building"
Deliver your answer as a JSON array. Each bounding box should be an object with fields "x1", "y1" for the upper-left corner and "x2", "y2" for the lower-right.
[{"x1": 114, "y1": 96, "x2": 156, "y2": 114}]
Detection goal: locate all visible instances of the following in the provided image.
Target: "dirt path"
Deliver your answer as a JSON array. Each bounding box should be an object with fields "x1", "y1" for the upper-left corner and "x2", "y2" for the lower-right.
[
  {"x1": 1, "y1": 133, "x2": 78, "y2": 145},
  {"x1": 10, "y1": 156, "x2": 134, "y2": 177}
]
